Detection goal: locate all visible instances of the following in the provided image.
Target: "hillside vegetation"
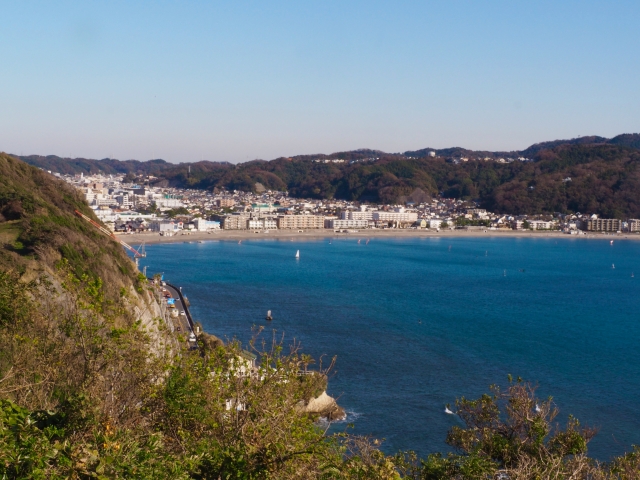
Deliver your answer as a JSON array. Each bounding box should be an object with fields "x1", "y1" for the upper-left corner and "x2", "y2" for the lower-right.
[
  {"x1": 18, "y1": 134, "x2": 640, "y2": 217},
  {"x1": 2, "y1": 154, "x2": 640, "y2": 477}
]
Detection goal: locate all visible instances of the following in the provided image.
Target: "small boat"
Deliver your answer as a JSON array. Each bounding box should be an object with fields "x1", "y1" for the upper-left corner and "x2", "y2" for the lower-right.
[
  {"x1": 366, "y1": 238, "x2": 370, "y2": 245},
  {"x1": 444, "y1": 406, "x2": 454, "y2": 415},
  {"x1": 357, "y1": 239, "x2": 361, "y2": 244},
  {"x1": 266, "y1": 310, "x2": 273, "y2": 321},
  {"x1": 503, "y1": 270, "x2": 507, "y2": 276},
  {"x1": 610, "y1": 240, "x2": 614, "y2": 245},
  {"x1": 295, "y1": 250, "x2": 300, "y2": 259},
  {"x1": 238, "y1": 240, "x2": 242, "y2": 244},
  {"x1": 612, "y1": 264, "x2": 615, "y2": 269},
  {"x1": 632, "y1": 272, "x2": 635, "y2": 278},
  {"x1": 535, "y1": 404, "x2": 541, "y2": 413}
]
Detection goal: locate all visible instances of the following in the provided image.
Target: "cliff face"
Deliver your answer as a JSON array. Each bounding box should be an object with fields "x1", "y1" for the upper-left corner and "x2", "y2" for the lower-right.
[{"x1": 0, "y1": 152, "x2": 172, "y2": 415}]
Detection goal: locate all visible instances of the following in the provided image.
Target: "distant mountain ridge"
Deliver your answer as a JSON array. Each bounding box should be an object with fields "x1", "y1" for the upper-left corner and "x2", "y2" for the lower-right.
[
  {"x1": 10, "y1": 133, "x2": 640, "y2": 217},
  {"x1": 15, "y1": 133, "x2": 640, "y2": 173}
]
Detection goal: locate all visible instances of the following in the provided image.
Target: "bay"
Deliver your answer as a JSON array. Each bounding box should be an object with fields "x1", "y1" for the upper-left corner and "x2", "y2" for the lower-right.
[{"x1": 140, "y1": 236, "x2": 640, "y2": 460}]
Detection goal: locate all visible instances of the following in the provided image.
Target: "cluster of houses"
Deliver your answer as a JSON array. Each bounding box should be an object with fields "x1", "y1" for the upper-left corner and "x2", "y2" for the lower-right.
[{"x1": 55, "y1": 172, "x2": 639, "y2": 235}]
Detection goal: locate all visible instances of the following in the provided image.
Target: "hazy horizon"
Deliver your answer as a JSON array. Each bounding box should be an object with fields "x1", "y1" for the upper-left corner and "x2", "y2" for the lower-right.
[{"x1": 2, "y1": 1, "x2": 639, "y2": 163}]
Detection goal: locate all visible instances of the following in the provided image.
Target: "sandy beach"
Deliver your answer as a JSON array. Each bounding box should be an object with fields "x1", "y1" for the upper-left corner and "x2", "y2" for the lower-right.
[{"x1": 121, "y1": 228, "x2": 640, "y2": 245}]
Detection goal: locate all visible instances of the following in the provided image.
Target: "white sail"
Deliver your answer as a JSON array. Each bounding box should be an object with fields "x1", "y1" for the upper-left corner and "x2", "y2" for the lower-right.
[{"x1": 295, "y1": 250, "x2": 300, "y2": 258}]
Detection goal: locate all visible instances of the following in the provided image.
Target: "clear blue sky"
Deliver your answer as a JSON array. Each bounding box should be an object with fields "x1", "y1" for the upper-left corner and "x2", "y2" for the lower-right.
[{"x1": 1, "y1": 1, "x2": 639, "y2": 163}]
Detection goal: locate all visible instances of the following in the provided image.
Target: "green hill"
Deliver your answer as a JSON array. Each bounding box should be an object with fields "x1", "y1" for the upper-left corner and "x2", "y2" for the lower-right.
[{"x1": 0, "y1": 152, "x2": 140, "y2": 290}]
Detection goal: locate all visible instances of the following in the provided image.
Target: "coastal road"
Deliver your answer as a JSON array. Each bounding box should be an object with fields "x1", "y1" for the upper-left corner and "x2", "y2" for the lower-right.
[{"x1": 162, "y1": 284, "x2": 192, "y2": 337}]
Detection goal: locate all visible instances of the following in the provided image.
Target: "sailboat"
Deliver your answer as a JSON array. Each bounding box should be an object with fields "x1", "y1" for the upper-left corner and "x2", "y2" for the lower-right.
[
  {"x1": 366, "y1": 238, "x2": 370, "y2": 245},
  {"x1": 357, "y1": 239, "x2": 361, "y2": 244},
  {"x1": 632, "y1": 272, "x2": 635, "y2": 278},
  {"x1": 266, "y1": 310, "x2": 272, "y2": 321},
  {"x1": 612, "y1": 264, "x2": 615, "y2": 269},
  {"x1": 295, "y1": 250, "x2": 300, "y2": 259},
  {"x1": 610, "y1": 240, "x2": 614, "y2": 245}
]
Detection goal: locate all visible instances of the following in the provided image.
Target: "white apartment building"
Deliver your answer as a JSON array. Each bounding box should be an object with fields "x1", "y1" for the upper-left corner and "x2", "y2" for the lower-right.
[
  {"x1": 264, "y1": 219, "x2": 278, "y2": 229},
  {"x1": 372, "y1": 210, "x2": 418, "y2": 223},
  {"x1": 326, "y1": 219, "x2": 369, "y2": 230},
  {"x1": 528, "y1": 220, "x2": 553, "y2": 230},
  {"x1": 247, "y1": 218, "x2": 277, "y2": 229},
  {"x1": 193, "y1": 218, "x2": 221, "y2": 231},
  {"x1": 149, "y1": 221, "x2": 182, "y2": 232},
  {"x1": 628, "y1": 219, "x2": 640, "y2": 232},
  {"x1": 340, "y1": 210, "x2": 374, "y2": 221},
  {"x1": 155, "y1": 197, "x2": 184, "y2": 208}
]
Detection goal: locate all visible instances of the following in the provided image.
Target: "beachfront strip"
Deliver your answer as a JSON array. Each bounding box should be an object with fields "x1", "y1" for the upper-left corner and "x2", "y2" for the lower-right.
[{"x1": 57, "y1": 171, "x2": 640, "y2": 235}]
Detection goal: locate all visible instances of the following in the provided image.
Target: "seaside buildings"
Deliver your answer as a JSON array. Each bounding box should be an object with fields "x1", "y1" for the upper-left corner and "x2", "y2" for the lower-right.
[
  {"x1": 586, "y1": 218, "x2": 623, "y2": 232},
  {"x1": 53, "y1": 171, "x2": 639, "y2": 236},
  {"x1": 277, "y1": 215, "x2": 324, "y2": 230}
]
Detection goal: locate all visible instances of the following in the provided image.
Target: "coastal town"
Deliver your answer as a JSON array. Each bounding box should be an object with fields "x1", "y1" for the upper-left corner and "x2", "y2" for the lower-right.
[{"x1": 57, "y1": 171, "x2": 640, "y2": 236}]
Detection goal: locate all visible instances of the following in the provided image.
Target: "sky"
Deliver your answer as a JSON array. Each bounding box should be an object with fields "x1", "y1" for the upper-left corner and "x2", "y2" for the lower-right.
[{"x1": 1, "y1": 0, "x2": 639, "y2": 163}]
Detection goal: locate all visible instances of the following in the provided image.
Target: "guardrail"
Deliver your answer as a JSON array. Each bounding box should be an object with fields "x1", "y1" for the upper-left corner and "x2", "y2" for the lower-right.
[{"x1": 165, "y1": 282, "x2": 196, "y2": 333}]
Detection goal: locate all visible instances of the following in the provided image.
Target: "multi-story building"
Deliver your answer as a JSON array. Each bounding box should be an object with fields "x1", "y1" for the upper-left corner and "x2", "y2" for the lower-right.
[
  {"x1": 149, "y1": 220, "x2": 182, "y2": 233},
  {"x1": 115, "y1": 193, "x2": 134, "y2": 209},
  {"x1": 628, "y1": 219, "x2": 640, "y2": 232},
  {"x1": 340, "y1": 210, "x2": 374, "y2": 221},
  {"x1": 326, "y1": 219, "x2": 369, "y2": 230},
  {"x1": 216, "y1": 198, "x2": 236, "y2": 208},
  {"x1": 223, "y1": 214, "x2": 249, "y2": 230},
  {"x1": 277, "y1": 215, "x2": 325, "y2": 229},
  {"x1": 528, "y1": 220, "x2": 553, "y2": 230},
  {"x1": 193, "y1": 218, "x2": 220, "y2": 231},
  {"x1": 264, "y1": 218, "x2": 278, "y2": 229},
  {"x1": 372, "y1": 210, "x2": 418, "y2": 224},
  {"x1": 155, "y1": 195, "x2": 184, "y2": 209},
  {"x1": 586, "y1": 218, "x2": 622, "y2": 232}
]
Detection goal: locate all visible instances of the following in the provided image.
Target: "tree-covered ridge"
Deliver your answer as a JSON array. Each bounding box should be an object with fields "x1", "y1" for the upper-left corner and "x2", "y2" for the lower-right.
[
  {"x1": 155, "y1": 144, "x2": 640, "y2": 217},
  {"x1": 16, "y1": 134, "x2": 640, "y2": 217}
]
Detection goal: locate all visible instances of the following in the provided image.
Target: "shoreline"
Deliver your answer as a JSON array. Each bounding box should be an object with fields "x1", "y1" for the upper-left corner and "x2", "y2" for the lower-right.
[{"x1": 121, "y1": 229, "x2": 640, "y2": 245}]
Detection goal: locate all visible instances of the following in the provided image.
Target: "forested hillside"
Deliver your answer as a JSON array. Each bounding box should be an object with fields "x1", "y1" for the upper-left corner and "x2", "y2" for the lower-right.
[{"x1": 16, "y1": 133, "x2": 640, "y2": 217}]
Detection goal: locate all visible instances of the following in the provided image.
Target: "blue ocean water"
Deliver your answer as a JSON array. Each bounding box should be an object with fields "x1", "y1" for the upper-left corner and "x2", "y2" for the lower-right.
[{"x1": 140, "y1": 237, "x2": 640, "y2": 460}]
